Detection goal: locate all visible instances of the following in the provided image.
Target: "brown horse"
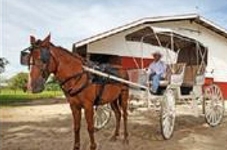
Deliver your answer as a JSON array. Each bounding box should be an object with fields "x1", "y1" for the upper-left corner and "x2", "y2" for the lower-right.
[{"x1": 25, "y1": 35, "x2": 129, "y2": 150}]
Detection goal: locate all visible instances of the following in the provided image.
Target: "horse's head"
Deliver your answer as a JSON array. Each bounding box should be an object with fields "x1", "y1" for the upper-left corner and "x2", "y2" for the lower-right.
[{"x1": 21, "y1": 34, "x2": 53, "y2": 93}]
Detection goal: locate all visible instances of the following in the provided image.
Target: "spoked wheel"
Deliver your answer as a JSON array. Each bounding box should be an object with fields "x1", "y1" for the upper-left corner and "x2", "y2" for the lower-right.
[
  {"x1": 204, "y1": 84, "x2": 225, "y2": 127},
  {"x1": 94, "y1": 104, "x2": 112, "y2": 130},
  {"x1": 160, "y1": 88, "x2": 176, "y2": 140}
]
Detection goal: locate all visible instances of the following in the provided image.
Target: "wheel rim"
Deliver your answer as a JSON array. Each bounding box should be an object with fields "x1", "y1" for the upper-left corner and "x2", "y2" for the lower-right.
[
  {"x1": 94, "y1": 104, "x2": 111, "y2": 130},
  {"x1": 204, "y1": 84, "x2": 225, "y2": 127},
  {"x1": 161, "y1": 89, "x2": 176, "y2": 139}
]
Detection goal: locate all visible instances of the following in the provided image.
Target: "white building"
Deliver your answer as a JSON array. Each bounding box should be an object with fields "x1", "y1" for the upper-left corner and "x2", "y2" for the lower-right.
[{"x1": 73, "y1": 14, "x2": 227, "y2": 98}]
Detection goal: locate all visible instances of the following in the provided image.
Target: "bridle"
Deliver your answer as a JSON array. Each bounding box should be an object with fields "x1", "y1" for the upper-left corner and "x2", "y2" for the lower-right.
[
  {"x1": 21, "y1": 43, "x2": 90, "y2": 96},
  {"x1": 24, "y1": 45, "x2": 52, "y2": 80}
]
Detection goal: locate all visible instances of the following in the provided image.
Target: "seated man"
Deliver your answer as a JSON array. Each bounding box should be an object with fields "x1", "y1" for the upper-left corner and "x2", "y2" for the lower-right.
[{"x1": 147, "y1": 51, "x2": 166, "y2": 94}]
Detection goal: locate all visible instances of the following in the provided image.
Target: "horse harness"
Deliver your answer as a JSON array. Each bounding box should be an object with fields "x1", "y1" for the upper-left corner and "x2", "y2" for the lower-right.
[
  {"x1": 59, "y1": 64, "x2": 120, "y2": 105},
  {"x1": 59, "y1": 71, "x2": 90, "y2": 97},
  {"x1": 21, "y1": 44, "x2": 120, "y2": 105},
  {"x1": 91, "y1": 64, "x2": 120, "y2": 105}
]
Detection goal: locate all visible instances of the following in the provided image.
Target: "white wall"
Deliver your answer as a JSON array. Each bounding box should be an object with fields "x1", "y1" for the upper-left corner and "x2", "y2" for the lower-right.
[
  {"x1": 88, "y1": 24, "x2": 149, "y2": 56},
  {"x1": 88, "y1": 24, "x2": 177, "y2": 63},
  {"x1": 88, "y1": 20, "x2": 227, "y2": 82}
]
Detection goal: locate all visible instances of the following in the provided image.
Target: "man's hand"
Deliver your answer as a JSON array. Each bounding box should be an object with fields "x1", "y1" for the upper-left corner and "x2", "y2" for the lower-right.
[{"x1": 150, "y1": 72, "x2": 156, "y2": 76}]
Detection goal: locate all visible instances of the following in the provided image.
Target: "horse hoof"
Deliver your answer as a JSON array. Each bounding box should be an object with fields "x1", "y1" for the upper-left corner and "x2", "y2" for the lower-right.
[
  {"x1": 122, "y1": 139, "x2": 129, "y2": 145},
  {"x1": 109, "y1": 136, "x2": 117, "y2": 142},
  {"x1": 73, "y1": 146, "x2": 80, "y2": 150},
  {"x1": 90, "y1": 143, "x2": 97, "y2": 150},
  {"x1": 73, "y1": 144, "x2": 80, "y2": 150}
]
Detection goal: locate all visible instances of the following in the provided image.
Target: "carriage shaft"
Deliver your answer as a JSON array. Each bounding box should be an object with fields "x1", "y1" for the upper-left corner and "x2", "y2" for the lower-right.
[{"x1": 83, "y1": 66, "x2": 148, "y2": 90}]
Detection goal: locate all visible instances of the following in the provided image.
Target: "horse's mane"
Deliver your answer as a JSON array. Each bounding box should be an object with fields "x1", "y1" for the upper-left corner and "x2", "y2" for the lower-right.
[{"x1": 50, "y1": 42, "x2": 86, "y2": 64}]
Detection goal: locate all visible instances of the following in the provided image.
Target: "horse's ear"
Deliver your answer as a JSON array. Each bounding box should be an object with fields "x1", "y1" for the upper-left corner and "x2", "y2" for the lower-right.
[
  {"x1": 30, "y1": 36, "x2": 36, "y2": 45},
  {"x1": 41, "y1": 34, "x2": 51, "y2": 47}
]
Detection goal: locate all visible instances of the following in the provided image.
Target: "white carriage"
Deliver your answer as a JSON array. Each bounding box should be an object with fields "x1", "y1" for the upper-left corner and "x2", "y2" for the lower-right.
[{"x1": 89, "y1": 26, "x2": 225, "y2": 139}]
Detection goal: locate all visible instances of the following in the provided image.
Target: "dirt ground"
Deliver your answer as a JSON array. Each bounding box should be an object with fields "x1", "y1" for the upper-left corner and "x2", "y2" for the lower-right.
[{"x1": 0, "y1": 99, "x2": 226, "y2": 150}]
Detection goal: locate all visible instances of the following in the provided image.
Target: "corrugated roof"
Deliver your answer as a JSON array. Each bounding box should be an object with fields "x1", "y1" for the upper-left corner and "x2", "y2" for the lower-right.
[{"x1": 74, "y1": 14, "x2": 227, "y2": 47}]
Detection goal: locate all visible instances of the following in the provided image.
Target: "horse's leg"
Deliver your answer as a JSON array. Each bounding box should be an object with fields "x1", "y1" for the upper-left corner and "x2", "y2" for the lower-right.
[
  {"x1": 120, "y1": 90, "x2": 129, "y2": 144},
  {"x1": 110, "y1": 101, "x2": 121, "y2": 141},
  {"x1": 84, "y1": 106, "x2": 97, "y2": 150},
  {"x1": 70, "y1": 104, "x2": 81, "y2": 150}
]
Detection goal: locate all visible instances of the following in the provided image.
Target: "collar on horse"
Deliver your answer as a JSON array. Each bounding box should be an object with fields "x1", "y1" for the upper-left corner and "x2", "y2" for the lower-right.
[{"x1": 59, "y1": 70, "x2": 90, "y2": 97}]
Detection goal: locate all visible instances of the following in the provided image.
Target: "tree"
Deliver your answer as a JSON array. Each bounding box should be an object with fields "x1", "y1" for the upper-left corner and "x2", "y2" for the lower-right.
[
  {"x1": 0, "y1": 75, "x2": 7, "y2": 93},
  {"x1": 0, "y1": 58, "x2": 9, "y2": 93},
  {"x1": 0, "y1": 57, "x2": 9, "y2": 74},
  {"x1": 8, "y1": 72, "x2": 28, "y2": 92}
]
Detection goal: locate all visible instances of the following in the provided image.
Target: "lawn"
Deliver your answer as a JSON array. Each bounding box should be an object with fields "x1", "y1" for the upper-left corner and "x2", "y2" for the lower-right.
[{"x1": 0, "y1": 89, "x2": 63, "y2": 105}]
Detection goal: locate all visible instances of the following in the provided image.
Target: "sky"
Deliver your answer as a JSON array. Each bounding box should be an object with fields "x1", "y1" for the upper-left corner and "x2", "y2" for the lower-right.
[{"x1": 1, "y1": 0, "x2": 227, "y2": 78}]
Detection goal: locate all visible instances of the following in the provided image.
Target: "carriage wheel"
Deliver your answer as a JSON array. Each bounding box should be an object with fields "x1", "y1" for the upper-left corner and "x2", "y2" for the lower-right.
[
  {"x1": 204, "y1": 84, "x2": 225, "y2": 127},
  {"x1": 94, "y1": 104, "x2": 112, "y2": 130},
  {"x1": 160, "y1": 88, "x2": 176, "y2": 140}
]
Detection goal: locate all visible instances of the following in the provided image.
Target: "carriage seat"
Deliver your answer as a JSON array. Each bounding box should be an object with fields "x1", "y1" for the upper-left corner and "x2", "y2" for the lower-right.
[
  {"x1": 168, "y1": 63, "x2": 186, "y2": 85},
  {"x1": 182, "y1": 65, "x2": 206, "y2": 87}
]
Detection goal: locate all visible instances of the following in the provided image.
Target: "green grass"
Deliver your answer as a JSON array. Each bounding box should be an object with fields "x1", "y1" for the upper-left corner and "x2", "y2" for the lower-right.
[{"x1": 0, "y1": 89, "x2": 63, "y2": 105}]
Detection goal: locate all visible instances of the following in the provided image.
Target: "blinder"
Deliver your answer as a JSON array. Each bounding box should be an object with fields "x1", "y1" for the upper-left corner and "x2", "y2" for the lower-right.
[
  {"x1": 40, "y1": 48, "x2": 50, "y2": 64},
  {"x1": 20, "y1": 45, "x2": 52, "y2": 81},
  {"x1": 20, "y1": 46, "x2": 51, "y2": 66},
  {"x1": 20, "y1": 47, "x2": 31, "y2": 66},
  {"x1": 20, "y1": 51, "x2": 30, "y2": 66}
]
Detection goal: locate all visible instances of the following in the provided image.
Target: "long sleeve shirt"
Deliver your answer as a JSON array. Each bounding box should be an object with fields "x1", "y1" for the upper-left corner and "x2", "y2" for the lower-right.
[{"x1": 148, "y1": 60, "x2": 166, "y2": 77}]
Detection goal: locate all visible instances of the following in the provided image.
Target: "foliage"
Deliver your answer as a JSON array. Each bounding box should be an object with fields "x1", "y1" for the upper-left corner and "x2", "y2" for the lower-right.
[
  {"x1": 45, "y1": 83, "x2": 61, "y2": 91},
  {"x1": 0, "y1": 89, "x2": 63, "y2": 105},
  {"x1": 8, "y1": 72, "x2": 28, "y2": 91},
  {"x1": 0, "y1": 57, "x2": 9, "y2": 74},
  {"x1": 0, "y1": 75, "x2": 7, "y2": 82},
  {"x1": 0, "y1": 73, "x2": 64, "y2": 106}
]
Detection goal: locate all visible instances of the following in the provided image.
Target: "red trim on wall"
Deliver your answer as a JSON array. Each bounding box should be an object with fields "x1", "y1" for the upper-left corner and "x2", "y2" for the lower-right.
[
  {"x1": 205, "y1": 78, "x2": 227, "y2": 99},
  {"x1": 121, "y1": 56, "x2": 153, "y2": 69},
  {"x1": 214, "y1": 82, "x2": 227, "y2": 99},
  {"x1": 204, "y1": 78, "x2": 214, "y2": 85}
]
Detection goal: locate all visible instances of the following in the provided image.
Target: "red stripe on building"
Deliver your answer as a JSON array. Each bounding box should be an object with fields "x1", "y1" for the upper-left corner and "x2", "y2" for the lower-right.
[
  {"x1": 214, "y1": 82, "x2": 227, "y2": 99},
  {"x1": 122, "y1": 56, "x2": 153, "y2": 69},
  {"x1": 205, "y1": 78, "x2": 227, "y2": 99}
]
